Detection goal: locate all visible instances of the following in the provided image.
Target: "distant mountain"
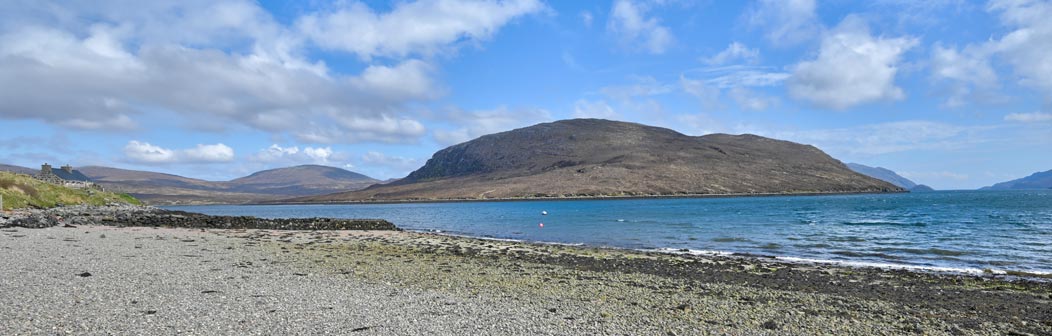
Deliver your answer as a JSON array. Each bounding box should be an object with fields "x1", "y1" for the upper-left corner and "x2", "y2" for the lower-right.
[
  {"x1": 909, "y1": 184, "x2": 935, "y2": 192},
  {"x1": 846, "y1": 163, "x2": 919, "y2": 189},
  {"x1": 980, "y1": 169, "x2": 1052, "y2": 190},
  {"x1": 0, "y1": 164, "x2": 37, "y2": 176},
  {"x1": 288, "y1": 119, "x2": 902, "y2": 203},
  {"x1": 227, "y1": 165, "x2": 378, "y2": 195},
  {"x1": 77, "y1": 165, "x2": 379, "y2": 205}
]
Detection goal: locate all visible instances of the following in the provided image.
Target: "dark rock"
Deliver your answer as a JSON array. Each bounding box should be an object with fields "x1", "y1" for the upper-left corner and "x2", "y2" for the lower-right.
[{"x1": 761, "y1": 320, "x2": 780, "y2": 330}]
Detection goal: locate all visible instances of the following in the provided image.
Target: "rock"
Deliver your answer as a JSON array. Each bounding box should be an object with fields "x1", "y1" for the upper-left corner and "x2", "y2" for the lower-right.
[{"x1": 761, "y1": 320, "x2": 780, "y2": 330}]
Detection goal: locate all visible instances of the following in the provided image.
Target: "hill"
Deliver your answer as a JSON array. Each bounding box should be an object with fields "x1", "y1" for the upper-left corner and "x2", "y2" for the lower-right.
[
  {"x1": 0, "y1": 164, "x2": 36, "y2": 176},
  {"x1": 78, "y1": 165, "x2": 379, "y2": 205},
  {"x1": 0, "y1": 171, "x2": 140, "y2": 210},
  {"x1": 980, "y1": 169, "x2": 1052, "y2": 190},
  {"x1": 289, "y1": 119, "x2": 902, "y2": 202},
  {"x1": 846, "y1": 163, "x2": 919, "y2": 189},
  {"x1": 909, "y1": 184, "x2": 935, "y2": 192},
  {"x1": 227, "y1": 165, "x2": 378, "y2": 195}
]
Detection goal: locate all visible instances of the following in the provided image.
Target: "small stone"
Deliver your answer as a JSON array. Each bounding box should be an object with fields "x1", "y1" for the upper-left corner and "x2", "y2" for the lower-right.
[
  {"x1": 77, "y1": 272, "x2": 92, "y2": 277},
  {"x1": 762, "y1": 320, "x2": 780, "y2": 330}
]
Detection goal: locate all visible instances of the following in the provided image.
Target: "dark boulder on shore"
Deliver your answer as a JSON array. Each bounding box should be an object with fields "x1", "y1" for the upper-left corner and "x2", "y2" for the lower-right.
[{"x1": 2, "y1": 204, "x2": 398, "y2": 231}]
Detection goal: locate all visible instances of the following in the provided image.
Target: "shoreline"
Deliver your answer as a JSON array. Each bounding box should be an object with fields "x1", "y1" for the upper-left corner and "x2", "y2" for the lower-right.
[
  {"x1": 254, "y1": 189, "x2": 909, "y2": 206},
  {"x1": 3, "y1": 222, "x2": 1051, "y2": 334},
  {"x1": 422, "y1": 229, "x2": 1052, "y2": 281}
]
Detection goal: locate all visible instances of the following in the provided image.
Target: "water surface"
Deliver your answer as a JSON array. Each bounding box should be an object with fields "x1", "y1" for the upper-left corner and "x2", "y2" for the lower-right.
[{"x1": 166, "y1": 190, "x2": 1052, "y2": 274}]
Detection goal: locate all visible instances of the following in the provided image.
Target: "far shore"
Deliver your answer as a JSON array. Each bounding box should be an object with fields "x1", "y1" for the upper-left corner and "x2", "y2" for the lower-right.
[{"x1": 253, "y1": 189, "x2": 909, "y2": 206}]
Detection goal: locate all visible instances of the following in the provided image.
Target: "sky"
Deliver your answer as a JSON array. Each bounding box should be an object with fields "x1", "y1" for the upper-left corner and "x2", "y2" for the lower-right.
[{"x1": 0, "y1": 0, "x2": 1049, "y2": 189}]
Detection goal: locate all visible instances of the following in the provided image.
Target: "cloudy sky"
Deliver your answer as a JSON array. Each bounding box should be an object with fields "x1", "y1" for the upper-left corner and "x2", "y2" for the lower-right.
[{"x1": 1, "y1": 0, "x2": 1049, "y2": 189}]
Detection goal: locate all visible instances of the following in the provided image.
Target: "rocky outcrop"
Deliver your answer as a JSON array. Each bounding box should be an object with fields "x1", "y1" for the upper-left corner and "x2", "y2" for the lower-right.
[{"x1": 1, "y1": 204, "x2": 398, "y2": 231}]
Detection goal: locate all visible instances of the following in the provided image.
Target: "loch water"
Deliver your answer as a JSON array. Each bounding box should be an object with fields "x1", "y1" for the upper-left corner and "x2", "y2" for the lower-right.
[{"x1": 166, "y1": 190, "x2": 1052, "y2": 274}]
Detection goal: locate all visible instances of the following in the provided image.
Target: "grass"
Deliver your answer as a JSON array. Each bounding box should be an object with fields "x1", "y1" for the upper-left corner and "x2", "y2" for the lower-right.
[{"x1": 0, "y1": 171, "x2": 141, "y2": 210}]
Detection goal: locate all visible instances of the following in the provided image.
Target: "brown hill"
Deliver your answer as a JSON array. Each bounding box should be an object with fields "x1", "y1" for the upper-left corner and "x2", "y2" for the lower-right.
[
  {"x1": 289, "y1": 119, "x2": 901, "y2": 202},
  {"x1": 79, "y1": 165, "x2": 379, "y2": 205}
]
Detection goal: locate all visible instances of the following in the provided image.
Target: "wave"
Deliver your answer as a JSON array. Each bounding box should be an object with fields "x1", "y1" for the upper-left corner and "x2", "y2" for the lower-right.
[{"x1": 654, "y1": 248, "x2": 1052, "y2": 277}]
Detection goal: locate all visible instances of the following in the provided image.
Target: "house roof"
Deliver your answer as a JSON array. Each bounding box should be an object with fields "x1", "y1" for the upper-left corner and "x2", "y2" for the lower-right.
[{"x1": 50, "y1": 168, "x2": 93, "y2": 182}]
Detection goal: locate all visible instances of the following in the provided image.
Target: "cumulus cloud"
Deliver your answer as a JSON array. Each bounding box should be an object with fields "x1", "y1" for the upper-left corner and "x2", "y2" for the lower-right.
[
  {"x1": 932, "y1": 0, "x2": 1052, "y2": 105},
  {"x1": 607, "y1": 0, "x2": 674, "y2": 54},
  {"x1": 788, "y1": 16, "x2": 917, "y2": 110},
  {"x1": 703, "y1": 42, "x2": 759, "y2": 65},
  {"x1": 1004, "y1": 112, "x2": 1052, "y2": 122},
  {"x1": 297, "y1": 0, "x2": 545, "y2": 59},
  {"x1": 0, "y1": 1, "x2": 538, "y2": 143},
  {"x1": 745, "y1": 0, "x2": 820, "y2": 46},
  {"x1": 123, "y1": 141, "x2": 234, "y2": 164},
  {"x1": 433, "y1": 107, "x2": 552, "y2": 145},
  {"x1": 930, "y1": 44, "x2": 1000, "y2": 107},
  {"x1": 251, "y1": 144, "x2": 344, "y2": 165}
]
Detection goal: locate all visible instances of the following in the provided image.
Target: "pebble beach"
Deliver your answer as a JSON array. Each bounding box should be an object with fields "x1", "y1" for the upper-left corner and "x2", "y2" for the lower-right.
[{"x1": 1, "y1": 208, "x2": 1051, "y2": 335}]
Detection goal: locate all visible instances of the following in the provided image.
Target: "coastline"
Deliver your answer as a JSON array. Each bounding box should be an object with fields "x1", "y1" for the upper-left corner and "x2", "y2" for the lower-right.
[
  {"x1": 3, "y1": 217, "x2": 1050, "y2": 334},
  {"x1": 257, "y1": 189, "x2": 909, "y2": 206}
]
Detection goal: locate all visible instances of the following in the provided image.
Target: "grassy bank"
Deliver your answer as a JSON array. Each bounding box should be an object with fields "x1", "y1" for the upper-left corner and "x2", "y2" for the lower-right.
[{"x1": 0, "y1": 171, "x2": 140, "y2": 210}]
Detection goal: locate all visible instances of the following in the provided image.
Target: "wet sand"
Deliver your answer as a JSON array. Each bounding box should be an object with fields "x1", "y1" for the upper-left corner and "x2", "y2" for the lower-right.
[{"x1": 2, "y1": 225, "x2": 1050, "y2": 335}]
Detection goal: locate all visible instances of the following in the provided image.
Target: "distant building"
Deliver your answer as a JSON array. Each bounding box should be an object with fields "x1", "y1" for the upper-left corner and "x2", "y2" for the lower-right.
[{"x1": 36, "y1": 163, "x2": 97, "y2": 189}]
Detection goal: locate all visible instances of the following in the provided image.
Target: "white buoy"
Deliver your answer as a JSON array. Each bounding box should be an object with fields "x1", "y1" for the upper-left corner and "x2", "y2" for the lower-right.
[{"x1": 541, "y1": 210, "x2": 548, "y2": 215}]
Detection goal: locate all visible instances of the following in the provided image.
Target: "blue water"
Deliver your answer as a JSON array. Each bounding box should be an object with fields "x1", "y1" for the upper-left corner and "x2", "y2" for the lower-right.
[{"x1": 165, "y1": 190, "x2": 1052, "y2": 274}]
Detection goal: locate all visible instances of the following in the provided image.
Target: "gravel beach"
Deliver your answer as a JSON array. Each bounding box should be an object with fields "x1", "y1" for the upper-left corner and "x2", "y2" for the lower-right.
[{"x1": 2, "y1": 222, "x2": 1050, "y2": 335}]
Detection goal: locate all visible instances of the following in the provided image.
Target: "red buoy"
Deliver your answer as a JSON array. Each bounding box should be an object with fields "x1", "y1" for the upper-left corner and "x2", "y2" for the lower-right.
[{"x1": 539, "y1": 222, "x2": 544, "y2": 228}]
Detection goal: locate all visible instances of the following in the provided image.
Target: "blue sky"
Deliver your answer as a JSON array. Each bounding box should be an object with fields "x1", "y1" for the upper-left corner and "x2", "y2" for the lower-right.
[{"x1": 0, "y1": 0, "x2": 1049, "y2": 189}]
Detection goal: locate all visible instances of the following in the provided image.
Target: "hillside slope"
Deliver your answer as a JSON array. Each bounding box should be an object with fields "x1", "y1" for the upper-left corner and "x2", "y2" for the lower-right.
[
  {"x1": 0, "y1": 171, "x2": 140, "y2": 210},
  {"x1": 981, "y1": 170, "x2": 1052, "y2": 190},
  {"x1": 292, "y1": 119, "x2": 901, "y2": 202}
]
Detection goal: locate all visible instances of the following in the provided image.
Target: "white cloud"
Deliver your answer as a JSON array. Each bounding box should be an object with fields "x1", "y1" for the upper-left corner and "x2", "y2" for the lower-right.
[
  {"x1": 0, "y1": 1, "x2": 535, "y2": 143},
  {"x1": 573, "y1": 99, "x2": 619, "y2": 119},
  {"x1": 607, "y1": 0, "x2": 674, "y2": 54},
  {"x1": 988, "y1": 0, "x2": 1052, "y2": 97},
  {"x1": 728, "y1": 87, "x2": 779, "y2": 111},
  {"x1": 745, "y1": 0, "x2": 820, "y2": 46},
  {"x1": 433, "y1": 107, "x2": 552, "y2": 145},
  {"x1": 788, "y1": 16, "x2": 917, "y2": 110},
  {"x1": 703, "y1": 42, "x2": 759, "y2": 65},
  {"x1": 770, "y1": 121, "x2": 991, "y2": 156},
  {"x1": 360, "y1": 151, "x2": 421, "y2": 178},
  {"x1": 123, "y1": 141, "x2": 234, "y2": 164},
  {"x1": 679, "y1": 75, "x2": 720, "y2": 107},
  {"x1": 929, "y1": 1, "x2": 1052, "y2": 106},
  {"x1": 296, "y1": 0, "x2": 545, "y2": 59},
  {"x1": 930, "y1": 44, "x2": 1000, "y2": 107},
  {"x1": 1004, "y1": 112, "x2": 1052, "y2": 122},
  {"x1": 581, "y1": 11, "x2": 594, "y2": 28},
  {"x1": 251, "y1": 144, "x2": 343, "y2": 165},
  {"x1": 600, "y1": 76, "x2": 675, "y2": 100}
]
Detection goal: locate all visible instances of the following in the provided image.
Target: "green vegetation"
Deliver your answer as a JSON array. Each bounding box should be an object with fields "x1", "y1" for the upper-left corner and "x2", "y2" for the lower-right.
[{"x1": 0, "y1": 171, "x2": 141, "y2": 210}]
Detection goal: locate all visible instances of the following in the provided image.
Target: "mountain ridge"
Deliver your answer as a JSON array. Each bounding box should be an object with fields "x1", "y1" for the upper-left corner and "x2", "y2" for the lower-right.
[{"x1": 980, "y1": 169, "x2": 1052, "y2": 190}]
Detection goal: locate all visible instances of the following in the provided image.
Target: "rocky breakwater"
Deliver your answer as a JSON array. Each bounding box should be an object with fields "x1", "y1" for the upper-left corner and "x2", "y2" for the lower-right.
[{"x1": 0, "y1": 204, "x2": 398, "y2": 231}]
